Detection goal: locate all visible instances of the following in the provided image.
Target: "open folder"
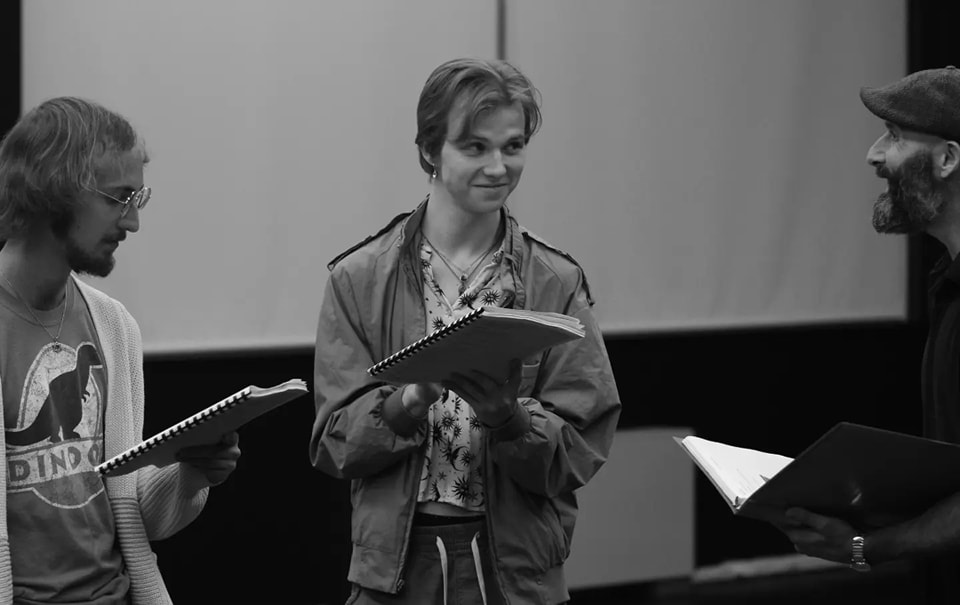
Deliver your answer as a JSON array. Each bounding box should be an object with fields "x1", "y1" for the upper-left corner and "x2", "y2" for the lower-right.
[
  {"x1": 676, "y1": 422, "x2": 960, "y2": 527},
  {"x1": 96, "y1": 379, "x2": 309, "y2": 477}
]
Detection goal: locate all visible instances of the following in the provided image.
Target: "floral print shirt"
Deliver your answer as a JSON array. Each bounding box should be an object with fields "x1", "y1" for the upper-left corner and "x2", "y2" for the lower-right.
[{"x1": 415, "y1": 238, "x2": 506, "y2": 512}]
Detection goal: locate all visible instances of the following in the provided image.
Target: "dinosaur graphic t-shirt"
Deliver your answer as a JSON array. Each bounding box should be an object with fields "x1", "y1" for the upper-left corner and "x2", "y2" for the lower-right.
[{"x1": 0, "y1": 280, "x2": 129, "y2": 603}]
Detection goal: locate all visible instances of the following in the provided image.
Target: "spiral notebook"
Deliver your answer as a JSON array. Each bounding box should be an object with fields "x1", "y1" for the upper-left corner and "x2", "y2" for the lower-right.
[
  {"x1": 368, "y1": 307, "x2": 585, "y2": 384},
  {"x1": 96, "y1": 379, "x2": 309, "y2": 477}
]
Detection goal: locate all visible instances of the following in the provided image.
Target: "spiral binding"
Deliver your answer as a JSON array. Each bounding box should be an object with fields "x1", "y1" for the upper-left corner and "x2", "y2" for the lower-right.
[
  {"x1": 100, "y1": 387, "x2": 252, "y2": 473},
  {"x1": 368, "y1": 306, "x2": 486, "y2": 375}
]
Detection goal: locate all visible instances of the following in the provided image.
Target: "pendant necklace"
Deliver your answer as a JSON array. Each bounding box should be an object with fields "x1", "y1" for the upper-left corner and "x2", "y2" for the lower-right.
[
  {"x1": 423, "y1": 234, "x2": 498, "y2": 295},
  {"x1": 0, "y1": 272, "x2": 68, "y2": 352}
]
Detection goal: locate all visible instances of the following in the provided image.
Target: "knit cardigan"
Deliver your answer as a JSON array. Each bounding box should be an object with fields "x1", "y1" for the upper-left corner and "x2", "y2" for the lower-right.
[{"x1": 0, "y1": 276, "x2": 210, "y2": 604}]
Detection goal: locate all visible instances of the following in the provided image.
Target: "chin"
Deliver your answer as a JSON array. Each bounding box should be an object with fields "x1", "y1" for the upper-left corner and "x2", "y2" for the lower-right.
[
  {"x1": 872, "y1": 198, "x2": 923, "y2": 235},
  {"x1": 71, "y1": 255, "x2": 116, "y2": 278},
  {"x1": 472, "y1": 192, "x2": 510, "y2": 210},
  {"x1": 470, "y1": 202, "x2": 506, "y2": 217}
]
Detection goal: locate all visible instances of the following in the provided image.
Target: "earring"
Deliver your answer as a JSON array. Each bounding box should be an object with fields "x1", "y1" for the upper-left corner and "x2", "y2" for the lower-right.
[{"x1": 430, "y1": 167, "x2": 437, "y2": 181}]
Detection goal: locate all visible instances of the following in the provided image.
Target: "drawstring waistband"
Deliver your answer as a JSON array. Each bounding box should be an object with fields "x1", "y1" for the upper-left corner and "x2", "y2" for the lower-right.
[{"x1": 436, "y1": 532, "x2": 488, "y2": 605}]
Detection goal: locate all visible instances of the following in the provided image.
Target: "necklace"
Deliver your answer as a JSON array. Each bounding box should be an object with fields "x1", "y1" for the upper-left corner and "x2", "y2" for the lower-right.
[
  {"x1": 422, "y1": 233, "x2": 500, "y2": 295},
  {"x1": 0, "y1": 272, "x2": 68, "y2": 352}
]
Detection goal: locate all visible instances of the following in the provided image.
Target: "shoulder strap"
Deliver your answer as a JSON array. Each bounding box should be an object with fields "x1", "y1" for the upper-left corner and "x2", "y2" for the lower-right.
[
  {"x1": 327, "y1": 210, "x2": 413, "y2": 270},
  {"x1": 520, "y1": 227, "x2": 595, "y2": 305}
]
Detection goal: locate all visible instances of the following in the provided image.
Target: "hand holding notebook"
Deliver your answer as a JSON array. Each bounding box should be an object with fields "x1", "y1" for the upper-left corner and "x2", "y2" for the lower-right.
[
  {"x1": 96, "y1": 379, "x2": 309, "y2": 477},
  {"x1": 174, "y1": 429, "x2": 241, "y2": 486},
  {"x1": 367, "y1": 307, "x2": 585, "y2": 385},
  {"x1": 676, "y1": 422, "x2": 960, "y2": 528}
]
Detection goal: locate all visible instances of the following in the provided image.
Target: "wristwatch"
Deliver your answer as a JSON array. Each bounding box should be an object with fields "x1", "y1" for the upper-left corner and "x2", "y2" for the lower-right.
[{"x1": 850, "y1": 536, "x2": 871, "y2": 572}]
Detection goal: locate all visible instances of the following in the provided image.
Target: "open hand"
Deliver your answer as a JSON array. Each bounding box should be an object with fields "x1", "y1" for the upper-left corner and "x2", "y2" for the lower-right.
[{"x1": 176, "y1": 431, "x2": 241, "y2": 486}]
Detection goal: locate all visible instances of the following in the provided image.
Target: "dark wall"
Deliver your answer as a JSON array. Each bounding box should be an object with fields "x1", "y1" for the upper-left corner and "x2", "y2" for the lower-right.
[
  {"x1": 143, "y1": 350, "x2": 350, "y2": 604},
  {"x1": 142, "y1": 323, "x2": 927, "y2": 604},
  {"x1": 4, "y1": 1, "x2": 960, "y2": 604},
  {"x1": 0, "y1": 1, "x2": 18, "y2": 134}
]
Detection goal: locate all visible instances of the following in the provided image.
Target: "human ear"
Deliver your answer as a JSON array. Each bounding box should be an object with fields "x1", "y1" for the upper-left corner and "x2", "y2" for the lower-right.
[
  {"x1": 419, "y1": 146, "x2": 435, "y2": 171},
  {"x1": 939, "y1": 140, "x2": 960, "y2": 179}
]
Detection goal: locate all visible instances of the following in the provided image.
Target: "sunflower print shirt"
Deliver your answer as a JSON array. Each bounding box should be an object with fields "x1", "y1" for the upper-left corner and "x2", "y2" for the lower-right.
[{"x1": 415, "y1": 238, "x2": 506, "y2": 512}]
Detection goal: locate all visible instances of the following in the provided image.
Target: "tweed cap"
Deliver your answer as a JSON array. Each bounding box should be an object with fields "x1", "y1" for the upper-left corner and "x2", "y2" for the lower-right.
[{"x1": 860, "y1": 65, "x2": 960, "y2": 142}]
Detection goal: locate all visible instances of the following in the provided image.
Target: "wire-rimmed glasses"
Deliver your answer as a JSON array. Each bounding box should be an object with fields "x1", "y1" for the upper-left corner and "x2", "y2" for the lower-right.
[{"x1": 87, "y1": 185, "x2": 151, "y2": 217}]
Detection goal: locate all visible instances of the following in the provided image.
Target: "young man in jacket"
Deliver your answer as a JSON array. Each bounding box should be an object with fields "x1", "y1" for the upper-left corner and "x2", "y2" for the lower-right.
[{"x1": 311, "y1": 58, "x2": 621, "y2": 604}]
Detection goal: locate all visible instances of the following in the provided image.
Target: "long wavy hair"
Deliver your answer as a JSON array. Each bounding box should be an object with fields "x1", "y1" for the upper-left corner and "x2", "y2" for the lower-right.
[{"x1": 0, "y1": 97, "x2": 147, "y2": 240}]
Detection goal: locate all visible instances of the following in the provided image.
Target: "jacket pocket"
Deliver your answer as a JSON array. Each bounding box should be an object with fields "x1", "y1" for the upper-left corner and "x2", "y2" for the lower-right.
[
  {"x1": 546, "y1": 498, "x2": 571, "y2": 564},
  {"x1": 500, "y1": 488, "x2": 569, "y2": 570},
  {"x1": 518, "y1": 357, "x2": 541, "y2": 397}
]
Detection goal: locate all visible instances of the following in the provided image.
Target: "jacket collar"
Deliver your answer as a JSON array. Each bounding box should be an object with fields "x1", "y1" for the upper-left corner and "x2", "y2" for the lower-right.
[{"x1": 395, "y1": 196, "x2": 526, "y2": 308}]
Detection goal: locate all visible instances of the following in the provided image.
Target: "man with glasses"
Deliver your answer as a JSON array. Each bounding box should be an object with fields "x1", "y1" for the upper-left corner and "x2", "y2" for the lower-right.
[{"x1": 0, "y1": 97, "x2": 240, "y2": 602}]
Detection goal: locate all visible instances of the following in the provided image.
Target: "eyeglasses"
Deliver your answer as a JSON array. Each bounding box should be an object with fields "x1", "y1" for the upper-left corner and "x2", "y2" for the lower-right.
[{"x1": 87, "y1": 185, "x2": 151, "y2": 218}]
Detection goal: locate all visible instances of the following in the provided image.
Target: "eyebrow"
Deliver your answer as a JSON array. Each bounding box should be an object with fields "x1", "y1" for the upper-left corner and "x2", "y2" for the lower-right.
[{"x1": 459, "y1": 133, "x2": 525, "y2": 144}]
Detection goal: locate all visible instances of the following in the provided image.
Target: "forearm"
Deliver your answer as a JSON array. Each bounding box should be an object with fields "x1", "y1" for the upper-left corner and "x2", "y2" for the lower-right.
[
  {"x1": 487, "y1": 296, "x2": 621, "y2": 495},
  {"x1": 137, "y1": 463, "x2": 209, "y2": 540},
  {"x1": 489, "y1": 398, "x2": 618, "y2": 497},
  {"x1": 311, "y1": 386, "x2": 425, "y2": 478},
  {"x1": 866, "y1": 491, "x2": 960, "y2": 563}
]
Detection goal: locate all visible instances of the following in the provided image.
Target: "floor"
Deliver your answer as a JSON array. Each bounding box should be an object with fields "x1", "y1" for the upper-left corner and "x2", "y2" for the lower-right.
[{"x1": 568, "y1": 559, "x2": 925, "y2": 604}]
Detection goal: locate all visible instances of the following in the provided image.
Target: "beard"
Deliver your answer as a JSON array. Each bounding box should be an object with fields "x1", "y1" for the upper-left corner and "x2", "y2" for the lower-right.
[
  {"x1": 51, "y1": 210, "x2": 116, "y2": 277},
  {"x1": 64, "y1": 237, "x2": 115, "y2": 277},
  {"x1": 872, "y1": 150, "x2": 948, "y2": 234}
]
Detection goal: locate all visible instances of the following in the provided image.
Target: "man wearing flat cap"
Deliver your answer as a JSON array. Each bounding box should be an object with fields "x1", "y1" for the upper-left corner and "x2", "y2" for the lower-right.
[{"x1": 778, "y1": 66, "x2": 960, "y2": 602}]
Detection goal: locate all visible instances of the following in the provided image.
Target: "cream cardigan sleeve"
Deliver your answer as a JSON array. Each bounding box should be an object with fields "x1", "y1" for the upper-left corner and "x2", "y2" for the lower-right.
[
  {"x1": 0, "y1": 378, "x2": 14, "y2": 604},
  {"x1": 94, "y1": 281, "x2": 210, "y2": 539},
  {"x1": 136, "y1": 464, "x2": 209, "y2": 540}
]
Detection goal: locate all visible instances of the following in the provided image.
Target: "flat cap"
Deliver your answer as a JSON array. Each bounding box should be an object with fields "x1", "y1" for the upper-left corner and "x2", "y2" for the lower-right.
[{"x1": 860, "y1": 65, "x2": 960, "y2": 142}]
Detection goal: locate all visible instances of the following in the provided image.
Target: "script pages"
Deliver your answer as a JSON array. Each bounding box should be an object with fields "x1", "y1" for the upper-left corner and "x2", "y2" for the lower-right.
[{"x1": 675, "y1": 435, "x2": 793, "y2": 512}]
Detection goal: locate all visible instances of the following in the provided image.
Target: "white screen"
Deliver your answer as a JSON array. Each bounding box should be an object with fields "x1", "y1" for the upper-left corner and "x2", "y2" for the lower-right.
[
  {"x1": 22, "y1": 0, "x2": 907, "y2": 353},
  {"x1": 505, "y1": 0, "x2": 908, "y2": 333}
]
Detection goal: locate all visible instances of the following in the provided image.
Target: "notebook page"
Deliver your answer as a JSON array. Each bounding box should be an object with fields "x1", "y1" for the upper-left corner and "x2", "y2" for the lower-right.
[{"x1": 683, "y1": 436, "x2": 793, "y2": 506}]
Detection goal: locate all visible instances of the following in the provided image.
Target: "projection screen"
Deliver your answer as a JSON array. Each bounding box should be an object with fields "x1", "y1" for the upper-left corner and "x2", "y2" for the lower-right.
[{"x1": 22, "y1": 0, "x2": 907, "y2": 353}]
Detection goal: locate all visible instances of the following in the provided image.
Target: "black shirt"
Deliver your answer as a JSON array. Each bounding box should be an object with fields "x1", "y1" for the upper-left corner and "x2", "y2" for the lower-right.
[
  {"x1": 921, "y1": 253, "x2": 960, "y2": 444},
  {"x1": 918, "y1": 252, "x2": 960, "y2": 603}
]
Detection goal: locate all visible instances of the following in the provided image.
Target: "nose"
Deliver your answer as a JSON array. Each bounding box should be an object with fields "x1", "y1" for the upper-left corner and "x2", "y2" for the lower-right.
[
  {"x1": 866, "y1": 134, "x2": 885, "y2": 168},
  {"x1": 484, "y1": 150, "x2": 507, "y2": 177},
  {"x1": 118, "y1": 204, "x2": 140, "y2": 233}
]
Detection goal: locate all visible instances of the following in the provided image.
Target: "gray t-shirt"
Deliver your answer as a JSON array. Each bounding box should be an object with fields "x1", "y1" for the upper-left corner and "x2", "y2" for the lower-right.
[{"x1": 0, "y1": 279, "x2": 129, "y2": 604}]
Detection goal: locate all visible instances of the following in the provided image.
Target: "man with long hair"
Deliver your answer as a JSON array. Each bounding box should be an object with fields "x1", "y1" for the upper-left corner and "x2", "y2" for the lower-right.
[{"x1": 0, "y1": 97, "x2": 240, "y2": 602}]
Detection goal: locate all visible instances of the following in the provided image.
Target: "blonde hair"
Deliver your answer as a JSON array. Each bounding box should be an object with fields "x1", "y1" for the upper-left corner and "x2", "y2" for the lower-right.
[
  {"x1": 0, "y1": 97, "x2": 147, "y2": 239},
  {"x1": 415, "y1": 58, "x2": 542, "y2": 175}
]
